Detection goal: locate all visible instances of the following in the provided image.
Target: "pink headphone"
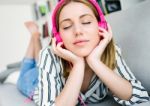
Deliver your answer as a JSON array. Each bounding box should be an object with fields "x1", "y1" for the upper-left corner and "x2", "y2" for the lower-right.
[{"x1": 52, "y1": 0, "x2": 107, "y2": 44}]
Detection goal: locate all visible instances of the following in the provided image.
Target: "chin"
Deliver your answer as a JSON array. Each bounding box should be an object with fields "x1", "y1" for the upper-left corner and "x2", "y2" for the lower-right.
[
  {"x1": 68, "y1": 45, "x2": 98, "y2": 57},
  {"x1": 74, "y1": 50, "x2": 92, "y2": 57}
]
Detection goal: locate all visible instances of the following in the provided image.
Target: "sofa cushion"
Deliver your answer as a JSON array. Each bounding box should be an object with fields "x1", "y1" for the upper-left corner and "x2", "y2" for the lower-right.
[
  {"x1": 106, "y1": 0, "x2": 150, "y2": 93},
  {"x1": 0, "y1": 84, "x2": 36, "y2": 106}
]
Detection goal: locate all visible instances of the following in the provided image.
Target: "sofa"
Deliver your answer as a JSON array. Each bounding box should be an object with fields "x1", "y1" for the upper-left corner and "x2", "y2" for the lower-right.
[{"x1": 0, "y1": 1, "x2": 150, "y2": 106}]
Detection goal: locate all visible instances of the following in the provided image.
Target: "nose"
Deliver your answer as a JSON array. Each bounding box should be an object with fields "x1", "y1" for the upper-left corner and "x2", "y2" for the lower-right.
[{"x1": 74, "y1": 23, "x2": 83, "y2": 36}]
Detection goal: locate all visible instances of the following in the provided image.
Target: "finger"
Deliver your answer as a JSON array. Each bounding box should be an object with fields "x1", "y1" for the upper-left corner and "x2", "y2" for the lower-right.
[
  {"x1": 57, "y1": 42, "x2": 64, "y2": 49},
  {"x1": 107, "y1": 24, "x2": 113, "y2": 41},
  {"x1": 57, "y1": 42, "x2": 70, "y2": 53},
  {"x1": 99, "y1": 26, "x2": 107, "y2": 33},
  {"x1": 52, "y1": 38, "x2": 58, "y2": 54},
  {"x1": 98, "y1": 28, "x2": 108, "y2": 39},
  {"x1": 56, "y1": 43, "x2": 73, "y2": 61},
  {"x1": 107, "y1": 23, "x2": 113, "y2": 35},
  {"x1": 98, "y1": 30, "x2": 112, "y2": 44},
  {"x1": 57, "y1": 42, "x2": 69, "y2": 56},
  {"x1": 98, "y1": 29, "x2": 108, "y2": 39}
]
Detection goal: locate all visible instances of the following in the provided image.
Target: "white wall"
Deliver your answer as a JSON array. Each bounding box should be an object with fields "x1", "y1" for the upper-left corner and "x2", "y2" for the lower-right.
[
  {"x1": 0, "y1": 4, "x2": 34, "y2": 70},
  {"x1": 120, "y1": 0, "x2": 146, "y2": 10}
]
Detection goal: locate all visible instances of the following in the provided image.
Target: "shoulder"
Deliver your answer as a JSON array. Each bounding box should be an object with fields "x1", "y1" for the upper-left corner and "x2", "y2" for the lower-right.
[
  {"x1": 37, "y1": 46, "x2": 51, "y2": 68},
  {"x1": 39, "y1": 46, "x2": 60, "y2": 62},
  {"x1": 38, "y1": 46, "x2": 63, "y2": 74},
  {"x1": 39, "y1": 46, "x2": 52, "y2": 57},
  {"x1": 38, "y1": 46, "x2": 57, "y2": 68}
]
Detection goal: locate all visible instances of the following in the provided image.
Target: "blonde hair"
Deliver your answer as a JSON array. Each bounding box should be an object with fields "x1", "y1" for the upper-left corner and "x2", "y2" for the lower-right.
[{"x1": 55, "y1": 0, "x2": 116, "y2": 77}]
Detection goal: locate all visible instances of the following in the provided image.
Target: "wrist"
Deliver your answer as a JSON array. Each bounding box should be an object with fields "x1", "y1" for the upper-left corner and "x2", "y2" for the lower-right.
[
  {"x1": 86, "y1": 57, "x2": 99, "y2": 66},
  {"x1": 87, "y1": 59, "x2": 101, "y2": 71},
  {"x1": 72, "y1": 57, "x2": 84, "y2": 66},
  {"x1": 73, "y1": 59, "x2": 85, "y2": 70}
]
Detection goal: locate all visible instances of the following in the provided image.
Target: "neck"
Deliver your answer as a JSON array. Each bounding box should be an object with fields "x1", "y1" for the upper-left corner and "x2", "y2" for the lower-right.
[
  {"x1": 85, "y1": 61, "x2": 93, "y2": 75},
  {"x1": 81, "y1": 61, "x2": 94, "y2": 93}
]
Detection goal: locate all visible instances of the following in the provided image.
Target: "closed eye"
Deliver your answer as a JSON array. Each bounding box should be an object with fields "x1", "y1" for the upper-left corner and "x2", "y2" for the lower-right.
[{"x1": 63, "y1": 25, "x2": 72, "y2": 30}]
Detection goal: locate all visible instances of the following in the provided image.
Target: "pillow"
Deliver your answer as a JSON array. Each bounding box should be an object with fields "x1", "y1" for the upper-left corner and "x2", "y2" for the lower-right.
[
  {"x1": 4, "y1": 70, "x2": 20, "y2": 85},
  {"x1": 0, "y1": 68, "x2": 19, "y2": 83}
]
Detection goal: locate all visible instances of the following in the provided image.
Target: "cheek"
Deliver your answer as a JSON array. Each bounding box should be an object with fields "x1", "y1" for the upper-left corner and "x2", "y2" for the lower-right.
[
  {"x1": 88, "y1": 24, "x2": 99, "y2": 36},
  {"x1": 60, "y1": 32, "x2": 73, "y2": 49},
  {"x1": 92, "y1": 35, "x2": 100, "y2": 48},
  {"x1": 60, "y1": 31, "x2": 69, "y2": 42},
  {"x1": 90, "y1": 27, "x2": 99, "y2": 40},
  {"x1": 90, "y1": 29, "x2": 100, "y2": 47}
]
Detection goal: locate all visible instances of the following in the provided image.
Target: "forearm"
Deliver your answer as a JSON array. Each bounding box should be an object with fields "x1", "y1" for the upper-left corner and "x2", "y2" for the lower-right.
[
  {"x1": 55, "y1": 62, "x2": 85, "y2": 106},
  {"x1": 92, "y1": 61, "x2": 132, "y2": 100}
]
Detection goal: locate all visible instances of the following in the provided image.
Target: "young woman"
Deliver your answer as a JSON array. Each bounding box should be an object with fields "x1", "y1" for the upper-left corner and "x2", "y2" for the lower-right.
[{"x1": 34, "y1": 0, "x2": 149, "y2": 106}]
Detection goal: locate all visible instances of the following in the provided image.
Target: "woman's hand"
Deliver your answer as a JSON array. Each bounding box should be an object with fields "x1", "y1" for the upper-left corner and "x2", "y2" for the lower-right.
[
  {"x1": 86, "y1": 24, "x2": 113, "y2": 68},
  {"x1": 52, "y1": 38, "x2": 84, "y2": 66}
]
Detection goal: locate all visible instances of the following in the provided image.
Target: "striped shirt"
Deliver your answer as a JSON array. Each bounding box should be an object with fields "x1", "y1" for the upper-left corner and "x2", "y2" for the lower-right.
[{"x1": 33, "y1": 45, "x2": 149, "y2": 106}]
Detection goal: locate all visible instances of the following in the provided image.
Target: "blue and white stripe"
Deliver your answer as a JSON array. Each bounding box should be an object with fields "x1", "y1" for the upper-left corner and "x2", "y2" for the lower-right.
[{"x1": 33, "y1": 46, "x2": 149, "y2": 106}]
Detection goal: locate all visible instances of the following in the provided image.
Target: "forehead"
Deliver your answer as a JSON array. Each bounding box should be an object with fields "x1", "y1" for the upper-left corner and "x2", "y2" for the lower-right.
[{"x1": 59, "y1": 2, "x2": 95, "y2": 21}]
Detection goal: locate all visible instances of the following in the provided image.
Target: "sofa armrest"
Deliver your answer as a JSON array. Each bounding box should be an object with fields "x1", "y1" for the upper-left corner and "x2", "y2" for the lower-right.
[
  {"x1": 0, "y1": 61, "x2": 21, "y2": 83},
  {"x1": 0, "y1": 68, "x2": 19, "y2": 83},
  {"x1": 7, "y1": 61, "x2": 21, "y2": 69}
]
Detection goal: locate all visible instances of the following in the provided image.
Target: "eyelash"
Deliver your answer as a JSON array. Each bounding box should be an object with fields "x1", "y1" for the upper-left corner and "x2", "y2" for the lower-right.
[{"x1": 82, "y1": 22, "x2": 91, "y2": 24}]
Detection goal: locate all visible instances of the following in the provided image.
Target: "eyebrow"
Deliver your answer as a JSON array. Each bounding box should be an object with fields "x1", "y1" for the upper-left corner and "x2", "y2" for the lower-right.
[{"x1": 59, "y1": 14, "x2": 93, "y2": 25}]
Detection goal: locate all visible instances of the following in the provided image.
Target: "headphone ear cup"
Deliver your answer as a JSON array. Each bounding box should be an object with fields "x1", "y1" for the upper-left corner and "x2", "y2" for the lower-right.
[
  {"x1": 55, "y1": 33, "x2": 62, "y2": 44},
  {"x1": 98, "y1": 22, "x2": 107, "y2": 30}
]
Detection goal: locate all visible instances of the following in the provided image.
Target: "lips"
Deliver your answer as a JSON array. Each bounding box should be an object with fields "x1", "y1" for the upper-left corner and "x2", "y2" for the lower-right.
[{"x1": 73, "y1": 39, "x2": 89, "y2": 46}]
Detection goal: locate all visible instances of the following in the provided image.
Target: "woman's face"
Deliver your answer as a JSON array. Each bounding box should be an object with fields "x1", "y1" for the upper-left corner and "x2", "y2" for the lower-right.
[{"x1": 59, "y1": 2, "x2": 100, "y2": 57}]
